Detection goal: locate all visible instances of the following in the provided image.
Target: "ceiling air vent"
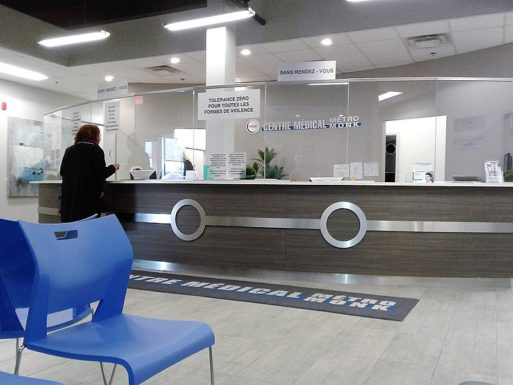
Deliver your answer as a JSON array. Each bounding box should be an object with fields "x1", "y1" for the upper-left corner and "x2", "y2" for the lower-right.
[
  {"x1": 407, "y1": 33, "x2": 448, "y2": 49},
  {"x1": 146, "y1": 65, "x2": 180, "y2": 74}
]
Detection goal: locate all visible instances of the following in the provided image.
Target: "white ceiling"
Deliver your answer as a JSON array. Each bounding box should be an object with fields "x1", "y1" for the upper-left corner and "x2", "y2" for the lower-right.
[{"x1": 2, "y1": 10, "x2": 513, "y2": 100}]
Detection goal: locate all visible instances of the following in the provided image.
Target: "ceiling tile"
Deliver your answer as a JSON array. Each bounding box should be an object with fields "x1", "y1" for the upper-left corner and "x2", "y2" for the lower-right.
[
  {"x1": 240, "y1": 53, "x2": 284, "y2": 76},
  {"x1": 314, "y1": 45, "x2": 372, "y2": 70},
  {"x1": 452, "y1": 27, "x2": 504, "y2": 54},
  {"x1": 261, "y1": 38, "x2": 309, "y2": 53},
  {"x1": 395, "y1": 20, "x2": 450, "y2": 38},
  {"x1": 357, "y1": 39, "x2": 412, "y2": 65},
  {"x1": 347, "y1": 27, "x2": 399, "y2": 43},
  {"x1": 235, "y1": 66, "x2": 270, "y2": 82},
  {"x1": 506, "y1": 11, "x2": 513, "y2": 25},
  {"x1": 449, "y1": 13, "x2": 505, "y2": 32},
  {"x1": 506, "y1": 26, "x2": 513, "y2": 43},
  {"x1": 152, "y1": 53, "x2": 199, "y2": 64},
  {"x1": 235, "y1": 44, "x2": 269, "y2": 56},
  {"x1": 273, "y1": 49, "x2": 322, "y2": 63},
  {"x1": 340, "y1": 64, "x2": 375, "y2": 74},
  {"x1": 373, "y1": 60, "x2": 412, "y2": 70},
  {"x1": 171, "y1": 61, "x2": 206, "y2": 77},
  {"x1": 186, "y1": 50, "x2": 206, "y2": 61},
  {"x1": 301, "y1": 32, "x2": 351, "y2": 48}
]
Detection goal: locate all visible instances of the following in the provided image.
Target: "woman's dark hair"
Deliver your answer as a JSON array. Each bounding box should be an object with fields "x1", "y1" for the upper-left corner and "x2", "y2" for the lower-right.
[{"x1": 75, "y1": 124, "x2": 100, "y2": 143}]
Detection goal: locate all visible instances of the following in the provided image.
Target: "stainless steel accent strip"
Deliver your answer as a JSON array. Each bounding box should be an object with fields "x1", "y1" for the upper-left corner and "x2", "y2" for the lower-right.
[
  {"x1": 135, "y1": 213, "x2": 171, "y2": 224},
  {"x1": 205, "y1": 216, "x2": 320, "y2": 229},
  {"x1": 130, "y1": 199, "x2": 513, "y2": 249},
  {"x1": 38, "y1": 207, "x2": 60, "y2": 216},
  {"x1": 367, "y1": 220, "x2": 513, "y2": 233}
]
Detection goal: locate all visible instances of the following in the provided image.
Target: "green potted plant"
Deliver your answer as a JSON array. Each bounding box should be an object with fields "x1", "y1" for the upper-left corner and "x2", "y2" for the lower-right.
[
  {"x1": 245, "y1": 165, "x2": 256, "y2": 179},
  {"x1": 252, "y1": 147, "x2": 287, "y2": 179},
  {"x1": 504, "y1": 170, "x2": 513, "y2": 182}
]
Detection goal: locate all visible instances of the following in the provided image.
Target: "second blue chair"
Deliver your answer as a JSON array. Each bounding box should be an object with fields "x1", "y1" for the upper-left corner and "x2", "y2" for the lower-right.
[
  {"x1": 0, "y1": 371, "x2": 64, "y2": 385},
  {"x1": 0, "y1": 218, "x2": 91, "y2": 374},
  {"x1": 19, "y1": 215, "x2": 216, "y2": 385}
]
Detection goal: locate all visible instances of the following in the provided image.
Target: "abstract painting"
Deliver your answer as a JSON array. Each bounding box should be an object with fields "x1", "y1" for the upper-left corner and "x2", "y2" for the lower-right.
[{"x1": 8, "y1": 117, "x2": 44, "y2": 197}]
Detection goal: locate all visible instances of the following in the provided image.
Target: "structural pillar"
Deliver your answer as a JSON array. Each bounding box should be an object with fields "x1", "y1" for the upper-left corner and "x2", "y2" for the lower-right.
[{"x1": 205, "y1": 26, "x2": 236, "y2": 158}]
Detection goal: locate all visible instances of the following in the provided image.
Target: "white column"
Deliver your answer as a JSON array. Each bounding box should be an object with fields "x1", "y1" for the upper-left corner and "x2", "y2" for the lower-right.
[{"x1": 205, "y1": 26, "x2": 235, "y2": 158}]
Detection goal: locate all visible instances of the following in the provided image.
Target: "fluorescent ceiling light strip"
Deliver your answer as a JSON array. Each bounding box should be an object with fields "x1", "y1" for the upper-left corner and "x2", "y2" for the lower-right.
[
  {"x1": 308, "y1": 82, "x2": 349, "y2": 86},
  {"x1": 39, "y1": 30, "x2": 110, "y2": 47},
  {"x1": 164, "y1": 8, "x2": 255, "y2": 31},
  {"x1": 0, "y1": 62, "x2": 48, "y2": 81},
  {"x1": 378, "y1": 91, "x2": 402, "y2": 102}
]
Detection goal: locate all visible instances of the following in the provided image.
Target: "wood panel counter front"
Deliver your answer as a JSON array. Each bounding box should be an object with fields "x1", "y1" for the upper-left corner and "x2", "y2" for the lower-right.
[{"x1": 37, "y1": 180, "x2": 513, "y2": 277}]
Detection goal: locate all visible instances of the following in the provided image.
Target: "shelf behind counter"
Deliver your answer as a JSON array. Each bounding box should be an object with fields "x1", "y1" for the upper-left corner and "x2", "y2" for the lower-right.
[{"x1": 37, "y1": 179, "x2": 513, "y2": 277}]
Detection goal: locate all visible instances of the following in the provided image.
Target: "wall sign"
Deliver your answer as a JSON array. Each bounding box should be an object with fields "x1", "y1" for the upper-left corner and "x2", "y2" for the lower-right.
[
  {"x1": 197, "y1": 89, "x2": 260, "y2": 120},
  {"x1": 278, "y1": 60, "x2": 336, "y2": 82},
  {"x1": 97, "y1": 80, "x2": 128, "y2": 99},
  {"x1": 261, "y1": 115, "x2": 362, "y2": 132}
]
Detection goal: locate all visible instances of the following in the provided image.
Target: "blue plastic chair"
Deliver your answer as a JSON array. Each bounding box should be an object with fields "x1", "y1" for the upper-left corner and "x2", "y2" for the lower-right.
[
  {"x1": 19, "y1": 215, "x2": 216, "y2": 385},
  {"x1": 0, "y1": 371, "x2": 64, "y2": 385},
  {"x1": 0, "y1": 218, "x2": 91, "y2": 374}
]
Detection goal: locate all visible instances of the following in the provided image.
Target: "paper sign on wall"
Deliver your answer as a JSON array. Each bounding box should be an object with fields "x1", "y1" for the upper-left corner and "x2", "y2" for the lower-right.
[
  {"x1": 208, "y1": 152, "x2": 247, "y2": 180},
  {"x1": 104, "y1": 101, "x2": 120, "y2": 132},
  {"x1": 350, "y1": 162, "x2": 363, "y2": 180},
  {"x1": 333, "y1": 163, "x2": 349, "y2": 178},
  {"x1": 198, "y1": 89, "x2": 260, "y2": 120},
  {"x1": 71, "y1": 110, "x2": 81, "y2": 135}
]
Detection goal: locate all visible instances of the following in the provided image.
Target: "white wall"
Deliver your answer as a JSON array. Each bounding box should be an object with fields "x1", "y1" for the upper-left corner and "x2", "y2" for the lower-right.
[
  {"x1": 386, "y1": 116, "x2": 446, "y2": 182},
  {"x1": 0, "y1": 79, "x2": 84, "y2": 221}
]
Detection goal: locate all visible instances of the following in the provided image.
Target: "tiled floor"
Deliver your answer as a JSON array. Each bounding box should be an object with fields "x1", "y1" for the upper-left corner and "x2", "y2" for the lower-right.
[{"x1": 0, "y1": 266, "x2": 510, "y2": 385}]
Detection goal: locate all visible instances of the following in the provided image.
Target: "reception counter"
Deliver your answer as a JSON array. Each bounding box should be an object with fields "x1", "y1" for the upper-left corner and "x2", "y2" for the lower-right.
[{"x1": 37, "y1": 180, "x2": 513, "y2": 277}]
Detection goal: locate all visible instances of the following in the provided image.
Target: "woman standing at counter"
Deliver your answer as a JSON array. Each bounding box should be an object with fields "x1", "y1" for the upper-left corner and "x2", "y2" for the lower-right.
[{"x1": 59, "y1": 124, "x2": 119, "y2": 222}]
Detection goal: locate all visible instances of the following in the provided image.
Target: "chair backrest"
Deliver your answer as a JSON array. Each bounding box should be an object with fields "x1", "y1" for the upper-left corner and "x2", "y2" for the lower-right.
[
  {"x1": 19, "y1": 215, "x2": 133, "y2": 342},
  {"x1": 0, "y1": 218, "x2": 38, "y2": 338},
  {"x1": 0, "y1": 218, "x2": 92, "y2": 338}
]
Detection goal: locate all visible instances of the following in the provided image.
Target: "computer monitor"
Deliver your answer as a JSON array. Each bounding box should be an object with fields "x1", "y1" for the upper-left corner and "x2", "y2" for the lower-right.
[{"x1": 504, "y1": 153, "x2": 512, "y2": 171}]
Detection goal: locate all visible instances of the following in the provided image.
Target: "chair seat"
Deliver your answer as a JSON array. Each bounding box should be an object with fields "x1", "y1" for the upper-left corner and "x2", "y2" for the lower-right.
[
  {"x1": 0, "y1": 371, "x2": 63, "y2": 385},
  {"x1": 26, "y1": 314, "x2": 215, "y2": 385}
]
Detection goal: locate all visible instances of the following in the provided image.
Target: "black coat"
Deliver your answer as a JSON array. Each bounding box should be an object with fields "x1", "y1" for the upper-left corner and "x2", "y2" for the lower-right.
[{"x1": 59, "y1": 142, "x2": 116, "y2": 222}]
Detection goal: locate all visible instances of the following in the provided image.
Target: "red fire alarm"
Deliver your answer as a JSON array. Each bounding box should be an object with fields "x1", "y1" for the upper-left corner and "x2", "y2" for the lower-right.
[{"x1": 1, "y1": 102, "x2": 6, "y2": 111}]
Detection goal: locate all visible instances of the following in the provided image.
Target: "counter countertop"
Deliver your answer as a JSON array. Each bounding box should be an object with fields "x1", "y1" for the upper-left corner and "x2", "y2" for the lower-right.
[{"x1": 35, "y1": 179, "x2": 513, "y2": 187}]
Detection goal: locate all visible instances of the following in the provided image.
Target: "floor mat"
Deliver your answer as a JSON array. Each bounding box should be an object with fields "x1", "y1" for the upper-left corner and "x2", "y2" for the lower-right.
[{"x1": 129, "y1": 270, "x2": 419, "y2": 321}]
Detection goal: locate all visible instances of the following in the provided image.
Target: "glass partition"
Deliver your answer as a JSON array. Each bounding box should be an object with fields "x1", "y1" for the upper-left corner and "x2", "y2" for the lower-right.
[{"x1": 43, "y1": 78, "x2": 513, "y2": 183}]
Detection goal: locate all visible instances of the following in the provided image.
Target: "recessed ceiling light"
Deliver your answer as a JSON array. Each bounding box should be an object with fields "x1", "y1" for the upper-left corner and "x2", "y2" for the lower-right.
[
  {"x1": 240, "y1": 48, "x2": 252, "y2": 56},
  {"x1": 164, "y1": 8, "x2": 255, "y2": 31},
  {"x1": 0, "y1": 62, "x2": 47, "y2": 81},
  {"x1": 104, "y1": 75, "x2": 114, "y2": 82},
  {"x1": 346, "y1": 0, "x2": 371, "y2": 2},
  {"x1": 378, "y1": 91, "x2": 403, "y2": 102},
  {"x1": 38, "y1": 30, "x2": 110, "y2": 48},
  {"x1": 321, "y1": 38, "x2": 333, "y2": 46},
  {"x1": 170, "y1": 57, "x2": 181, "y2": 64}
]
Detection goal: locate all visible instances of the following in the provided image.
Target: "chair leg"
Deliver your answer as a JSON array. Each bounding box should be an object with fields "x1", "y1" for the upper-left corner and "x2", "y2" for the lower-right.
[
  {"x1": 14, "y1": 338, "x2": 25, "y2": 375},
  {"x1": 100, "y1": 362, "x2": 117, "y2": 385},
  {"x1": 209, "y1": 346, "x2": 215, "y2": 385}
]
